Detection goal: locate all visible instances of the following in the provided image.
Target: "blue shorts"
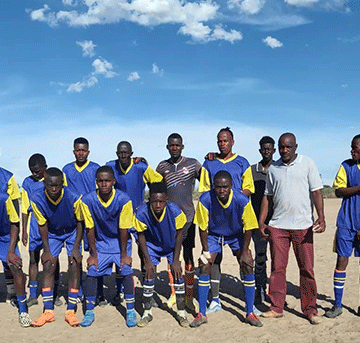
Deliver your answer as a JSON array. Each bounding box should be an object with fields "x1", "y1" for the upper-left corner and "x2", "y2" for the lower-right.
[
  {"x1": 49, "y1": 230, "x2": 81, "y2": 257},
  {"x1": 87, "y1": 252, "x2": 133, "y2": 277},
  {"x1": 147, "y1": 244, "x2": 173, "y2": 266},
  {"x1": 28, "y1": 213, "x2": 42, "y2": 252},
  {"x1": 207, "y1": 233, "x2": 243, "y2": 255},
  {"x1": 335, "y1": 227, "x2": 360, "y2": 257},
  {"x1": 0, "y1": 240, "x2": 21, "y2": 265}
]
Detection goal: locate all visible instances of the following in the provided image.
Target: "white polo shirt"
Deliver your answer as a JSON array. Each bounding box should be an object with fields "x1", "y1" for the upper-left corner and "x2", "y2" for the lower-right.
[{"x1": 265, "y1": 154, "x2": 323, "y2": 230}]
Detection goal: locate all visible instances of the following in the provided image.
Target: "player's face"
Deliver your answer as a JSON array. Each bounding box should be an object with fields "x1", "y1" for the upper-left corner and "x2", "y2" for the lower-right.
[
  {"x1": 167, "y1": 138, "x2": 184, "y2": 160},
  {"x1": 116, "y1": 144, "x2": 133, "y2": 165},
  {"x1": 150, "y1": 193, "x2": 167, "y2": 217},
  {"x1": 44, "y1": 175, "x2": 63, "y2": 200},
  {"x1": 30, "y1": 164, "x2": 46, "y2": 181},
  {"x1": 73, "y1": 144, "x2": 90, "y2": 164},
  {"x1": 217, "y1": 131, "x2": 234, "y2": 157},
  {"x1": 259, "y1": 143, "x2": 275, "y2": 163},
  {"x1": 351, "y1": 138, "x2": 360, "y2": 162},
  {"x1": 214, "y1": 177, "x2": 232, "y2": 204},
  {"x1": 278, "y1": 135, "x2": 297, "y2": 164},
  {"x1": 96, "y1": 172, "x2": 115, "y2": 196}
]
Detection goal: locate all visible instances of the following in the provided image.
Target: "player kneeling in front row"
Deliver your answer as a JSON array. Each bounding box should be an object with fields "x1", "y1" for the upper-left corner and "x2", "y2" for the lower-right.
[
  {"x1": 191, "y1": 170, "x2": 262, "y2": 328},
  {"x1": 80, "y1": 166, "x2": 136, "y2": 327},
  {"x1": 134, "y1": 182, "x2": 189, "y2": 328},
  {"x1": 1, "y1": 193, "x2": 31, "y2": 327}
]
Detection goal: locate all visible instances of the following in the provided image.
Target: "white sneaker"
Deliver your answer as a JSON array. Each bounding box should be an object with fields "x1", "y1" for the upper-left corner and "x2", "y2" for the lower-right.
[
  {"x1": 207, "y1": 300, "x2": 222, "y2": 314},
  {"x1": 19, "y1": 312, "x2": 32, "y2": 327}
]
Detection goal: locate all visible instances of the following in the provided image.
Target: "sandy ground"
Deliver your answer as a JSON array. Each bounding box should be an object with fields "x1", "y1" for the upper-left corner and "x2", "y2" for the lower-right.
[{"x1": 2, "y1": 198, "x2": 360, "y2": 343}]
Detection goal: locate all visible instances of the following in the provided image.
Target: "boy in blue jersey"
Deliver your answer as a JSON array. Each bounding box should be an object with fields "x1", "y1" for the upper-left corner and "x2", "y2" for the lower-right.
[
  {"x1": 190, "y1": 171, "x2": 262, "y2": 328},
  {"x1": 1, "y1": 192, "x2": 32, "y2": 327},
  {"x1": 134, "y1": 182, "x2": 189, "y2": 328},
  {"x1": 30, "y1": 168, "x2": 84, "y2": 327},
  {"x1": 63, "y1": 137, "x2": 103, "y2": 304},
  {"x1": 80, "y1": 166, "x2": 136, "y2": 327},
  {"x1": 199, "y1": 127, "x2": 255, "y2": 314},
  {"x1": 325, "y1": 134, "x2": 360, "y2": 318},
  {"x1": 106, "y1": 141, "x2": 162, "y2": 303}
]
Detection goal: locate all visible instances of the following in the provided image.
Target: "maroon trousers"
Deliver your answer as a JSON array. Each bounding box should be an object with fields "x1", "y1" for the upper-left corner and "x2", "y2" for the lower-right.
[{"x1": 268, "y1": 226, "x2": 317, "y2": 317}]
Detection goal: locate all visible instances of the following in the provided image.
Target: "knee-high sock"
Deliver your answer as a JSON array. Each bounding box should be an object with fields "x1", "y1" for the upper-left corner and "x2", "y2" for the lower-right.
[
  {"x1": 17, "y1": 294, "x2": 28, "y2": 314},
  {"x1": 210, "y1": 264, "x2": 221, "y2": 303},
  {"x1": 334, "y1": 269, "x2": 346, "y2": 308},
  {"x1": 174, "y1": 277, "x2": 185, "y2": 311},
  {"x1": 168, "y1": 263, "x2": 175, "y2": 296},
  {"x1": 243, "y1": 274, "x2": 255, "y2": 316},
  {"x1": 84, "y1": 276, "x2": 97, "y2": 311},
  {"x1": 198, "y1": 274, "x2": 210, "y2": 316},
  {"x1": 115, "y1": 273, "x2": 124, "y2": 295},
  {"x1": 67, "y1": 288, "x2": 79, "y2": 310},
  {"x1": 123, "y1": 275, "x2": 135, "y2": 310},
  {"x1": 97, "y1": 276, "x2": 104, "y2": 298},
  {"x1": 185, "y1": 264, "x2": 195, "y2": 298},
  {"x1": 29, "y1": 281, "x2": 38, "y2": 298},
  {"x1": 143, "y1": 279, "x2": 155, "y2": 311},
  {"x1": 42, "y1": 287, "x2": 54, "y2": 310}
]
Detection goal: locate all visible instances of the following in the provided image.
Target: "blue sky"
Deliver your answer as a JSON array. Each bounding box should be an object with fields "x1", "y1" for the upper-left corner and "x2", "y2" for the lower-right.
[{"x1": 0, "y1": 0, "x2": 359, "y2": 185}]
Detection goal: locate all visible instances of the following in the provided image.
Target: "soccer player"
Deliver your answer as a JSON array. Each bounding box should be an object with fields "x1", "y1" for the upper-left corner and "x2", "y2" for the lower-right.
[
  {"x1": 134, "y1": 182, "x2": 189, "y2": 328},
  {"x1": 1, "y1": 191, "x2": 31, "y2": 327},
  {"x1": 250, "y1": 136, "x2": 275, "y2": 304},
  {"x1": 190, "y1": 171, "x2": 262, "y2": 328},
  {"x1": 80, "y1": 166, "x2": 136, "y2": 327},
  {"x1": 199, "y1": 127, "x2": 255, "y2": 313},
  {"x1": 30, "y1": 167, "x2": 83, "y2": 327},
  {"x1": 325, "y1": 134, "x2": 360, "y2": 318},
  {"x1": 62, "y1": 137, "x2": 102, "y2": 304},
  {"x1": 156, "y1": 133, "x2": 201, "y2": 311},
  {"x1": 106, "y1": 141, "x2": 162, "y2": 301}
]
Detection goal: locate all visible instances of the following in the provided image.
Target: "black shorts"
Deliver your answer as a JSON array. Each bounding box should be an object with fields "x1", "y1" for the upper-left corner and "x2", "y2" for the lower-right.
[{"x1": 182, "y1": 222, "x2": 195, "y2": 249}]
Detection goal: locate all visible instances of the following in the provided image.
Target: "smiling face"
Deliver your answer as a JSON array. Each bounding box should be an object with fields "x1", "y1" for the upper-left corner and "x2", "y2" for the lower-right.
[
  {"x1": 73, "y1": 143, "x2": 90, "y2": 165},
  {"x1": 217, "y1": 131, "x2": 234, "y2": 158},
  {"x1": 278, "y1": 134, "x2": 297, "y2": 164},
  {"x1": 96, "y1": 172, "x2": 115, "y2": 198},
  {"x1": 150, "y1": 192, "x2": 167, "y2": 217}
]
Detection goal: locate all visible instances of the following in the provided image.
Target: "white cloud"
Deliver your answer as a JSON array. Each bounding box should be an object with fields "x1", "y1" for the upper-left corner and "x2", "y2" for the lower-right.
[
  {"x1": 92, "y1": 58, "x2": 116, "y2": 78},
  {"x1": 28, "y1": 0, "x2": 241, "y2": 43},
  {"x1": 341, "y1": 84, "x2": 348, "y2": 88},
  {"x1": 127, "y1": 71, "x2": 140, "y2": 81},
  {"x1": 262, "y1": 36, "x2": 283, "y2": 48},
  {"x1": 62, "y1": 0, "x2": 79, "y2": 6},
  {"x1": 67, "y1": 76, "x2": 98, "y2": 93},
  {"x1": 76, "y1": 40, "x2": 97, "y2": 57},
  {"x1": 152, "y1": 63, "x2": 164, "y2": 76},
  {"x1": 284, "y1": 0, "x2": 319, "y2": 6},
  {"x1": 228, "y1": 0, "x2": 265, "y2": 14}
]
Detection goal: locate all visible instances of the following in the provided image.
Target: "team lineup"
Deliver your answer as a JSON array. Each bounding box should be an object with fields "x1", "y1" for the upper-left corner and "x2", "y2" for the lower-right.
[{"x1": 1, "y1": 128, "x2": 360, "y2": 330}]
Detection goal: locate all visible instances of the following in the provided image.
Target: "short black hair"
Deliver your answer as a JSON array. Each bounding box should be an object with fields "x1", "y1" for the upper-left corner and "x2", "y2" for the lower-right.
[
  {"x1": 278, "y1": 132, "x2": 296, "y2": 145},
  {"x1": 214, "y1": 170, "x2": 232, "y2": 184},
  {"x1": 149, "y1": 182, "x2": 167, "y2": 195},
  {"x1": 117, "y1": 141, "x2": 132, "y2": 152},
  {"x1": 96, "y1": 165, "x2": 114, "y2": 178},
  {"x1": 74, "y1": 137, "x2": 89, "y2": 148},
  {"x1": 352, "y1": 134, "x2": 360, "y2": 144},
  {"x1": 28, "y1": 154, "x2": 47, "y2": 168},
  {"x1": 45, "y1": 167, "x2": 63, "y2": 179},
  {"x1": 167, "y1": 133, "x2": 183, "y2": 144},
  {"x1": 218, "y1": 127, "x2": 234, "y2": 140},
  {"x1": 259, "y1": 136, "x2": 275, "y2": 147}
]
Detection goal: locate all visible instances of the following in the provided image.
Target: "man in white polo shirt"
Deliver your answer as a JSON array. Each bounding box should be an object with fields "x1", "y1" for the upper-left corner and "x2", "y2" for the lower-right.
[{"x1": 258, "y1": 132, "x2": 325, "y2": 325}]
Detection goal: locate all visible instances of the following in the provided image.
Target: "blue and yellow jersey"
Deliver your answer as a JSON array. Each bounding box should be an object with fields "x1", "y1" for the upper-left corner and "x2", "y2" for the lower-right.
[
  {"x1": 198, "y1": 153, "x2": 254, "y2": 194},
  {"x1": 63, "y1": 160, "x2": 100, "y2": 196},
  {"x1": 30, "y1": 187, "x2": 83, "y2": 240},
  {"x1": 0, "y1": 167, "x2": 20, "y2": 200},
  {"x1": 134, "y1": 201, "x2": 186, "y2": 254},
  {"x1": 333, "y1": 159, "x2": 360, "y2": 231},
  {"x1": 106, "y1": 159, "x2": 163, "y2": 210},
  {"x1": 0, "y1": 193, "x2": 19, "y2": 240},
  {"x1": 81, "y1": 189, "x2": 133, "y2": 254},
  {"x1": 194, "y1": 188, "x2": 258, "y2": 237}
]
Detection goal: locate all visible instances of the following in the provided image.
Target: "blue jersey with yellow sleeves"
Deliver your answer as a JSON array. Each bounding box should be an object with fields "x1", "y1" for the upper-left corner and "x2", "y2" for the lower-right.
[
  {"x1": 333, "y1": 159, "x2": 360, "y2": 231},
  {"x1": 0, "y1": 193, "x2": 19, "y2": 239},
  {"x1": 194, "y1": 189, "x2": 258, "y2": 237},
  {"x1": 63, "y1": 160, "x2": 100, "y2": 196},
  {"x1": 0, "y1": 167, "x2": 20, "y2": 200},
  {"x1": 30, "y1": 187, "x2": 83, "y2": 239},
  {"x1": 134, "y1": 201, "x2": 186, "y2": 254},
  {"x1": 198, "y1": 154, "x2": 254, "y2": 193},
  {"x1": 81, "y1": 189, "x2": 133, "y2": 254},
  {"x1": 106, "y1": 159, "x2": 162, "y2": 210}
]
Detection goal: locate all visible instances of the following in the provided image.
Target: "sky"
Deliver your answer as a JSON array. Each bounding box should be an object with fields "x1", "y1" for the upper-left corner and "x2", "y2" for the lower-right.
[{"x1": 0, "y1": 0, "x2": 359, "y2": 186}]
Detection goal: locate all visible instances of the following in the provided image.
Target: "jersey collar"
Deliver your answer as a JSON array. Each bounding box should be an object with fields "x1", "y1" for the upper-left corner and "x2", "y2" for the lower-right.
[
  {"x1": 217, "y1": 153, "x2": 238, "y2": 164},
  {"x1": 150, "y1": 204, "x2": 166, "y2": 222},
  {"x1": 97, "y1": 189, "x2": 115, "y2": 207},
  {"x1": 216, "y1": 189, "x2": 233, "y2": 209},
  {"x1": 74, "y1": 160, "x2": 90, "y2": 172},
  {"x1": 45, "y1": 189, "x2": 64, "y2": 206},
  {"x1": 119, "y1": 159, "x2": 133, "y2": 175}
]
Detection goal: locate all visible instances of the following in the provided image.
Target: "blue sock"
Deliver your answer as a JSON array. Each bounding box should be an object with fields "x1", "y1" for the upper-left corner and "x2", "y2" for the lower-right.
[
  {"x1": 84, "y1": 276, "x2": 97, "y2": 310},
  {"x1": 67, "y1": 289, "x2": 79, "y2": 310},
  {"x1": 244, "y1": 274, "x2": 255, "y2": 316},
  {"x1": 17, "y1": 294, "x2": 27, "y2": 314},
  {"x1": 212, "y1": 297, "x2": 220, "y2": 304},
  {"x1": 29, "y1": 281, "x2": 37, "y2": 298},
  {"x1": 86, "y1": 296, "x2": 96, "y2": 311},
  {"x1": 123, "y1": 275, "x2": 135, "y2": 310},
  {"x1": 97, "y1": 276, "x2": 104, "y2": 297},
  {"x1": 116, "y1": 273, "x2": 124, "y2": 295},
  {"x1": 334, "y1": 269, "x2": 346, "y2": 308},
  {"x1": 198, "y1": 274, "x2": 210, "y2": 316},
  {"x1": 42, "y1": 288, "x2": 54, "y2": 310}
]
